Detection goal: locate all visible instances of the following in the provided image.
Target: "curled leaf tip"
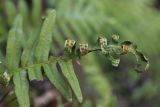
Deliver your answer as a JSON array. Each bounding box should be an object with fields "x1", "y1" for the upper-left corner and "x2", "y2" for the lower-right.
[
  {"x1": 63, "y1": 36, "x2": 149, "y2": 73},
  {"x1": 121, "y1": 40, "x2": 149, "y2": 73},
  {"x1": 134, "y1": 51, "x2": 149, "y2": 73}
]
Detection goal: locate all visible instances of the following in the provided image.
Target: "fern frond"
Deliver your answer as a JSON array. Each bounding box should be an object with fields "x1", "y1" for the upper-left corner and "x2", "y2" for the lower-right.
[
  {"x1": 5, "y1": 9, "x2": 83, "y2": 106},
  {"x1": 59, "y1": 60, "x2": 83, "y2": 103},
  {"x1": 43, "y1": 63, "x2": 72, "y2": 101},
  {"x1": 6, "y1": 14, "x2": 24, "y2": 73},
  {"x1": 0, "y1": 1, "x2": 152, "y2": 107},
  {"x1": 13, "y1": 71, "x2": 30, "y2": 107}
]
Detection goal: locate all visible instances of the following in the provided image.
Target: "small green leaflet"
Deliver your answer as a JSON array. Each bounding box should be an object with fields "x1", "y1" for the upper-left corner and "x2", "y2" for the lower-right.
[
  {"x1": 28, "y1": 66, "x2": 43, "y2": 80},
  {"x1": 6, "y1": 14, "x2": 23, "y2": 73},
  {"x1": 13, "y1": 71, "x2": 30, "y2": 107},
  {"x1": 35, "y1": 9, "x2": 56, "y2": 62},
  {"x1": 21, "y1": 26, "x2": 44, "y2": 80},
  {"x1": 31, "y1": 0, "x2": 42, "y2": 25},
  {"x1": 59, "y1": 60, "x2": 83, "y2": 103},
  {"x1": 5, "y1": 0, "x2": 17, "y2": 25},
  {"x1": 6, "y1": 14, "x2": 30, "y2": 107},
  {"x1": 43, "y1": 63, "x2": 72, "y2": 101},
  {"x1": 18, "y1": 0, "x2": 28, "y2": 24}
]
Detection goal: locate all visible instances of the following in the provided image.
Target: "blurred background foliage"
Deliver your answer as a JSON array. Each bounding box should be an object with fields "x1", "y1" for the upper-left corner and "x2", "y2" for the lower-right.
[{"x1": 0, "y1": 0, "x2": 160, "y2": 107}]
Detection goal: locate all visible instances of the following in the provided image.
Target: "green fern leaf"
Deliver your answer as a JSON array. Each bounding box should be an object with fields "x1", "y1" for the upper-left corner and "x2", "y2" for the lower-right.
[
  {"x1": 6, "y1": 14, "x2": 23, "y2": 73},
  {"x1": 6, "y1": 14, "x2": 30, "y2": 107},
  {"x1": 43, "y1": 63, "x2": 72, "y2": 101},
  {"x1": 21, "y1": 29, "x2": 43, "y2": 80},
  {"x1": 35, "y1": 9, "x2": 56, "y2": 62},
  {"x1": 59, "y1": 60, "x2": 83, "y2": 103},
  {"x1": 18, "y1": 0, "x2": 28, "y2": 25},
  {"x1": 13, "y1": 71, "x2": 30, "y2": 107},
  {"x1": 28, "y1": 9, "x2": 56, "y2": 80},
  {"x1": 5, "y1": 0, "x2": 16, "y2": 25},
  {"x1": 28, "y1": 66, "x2": 43, "y2": 80},
  {"x1": 31, "y1": 0, "x2": 42, "y2": 25}
]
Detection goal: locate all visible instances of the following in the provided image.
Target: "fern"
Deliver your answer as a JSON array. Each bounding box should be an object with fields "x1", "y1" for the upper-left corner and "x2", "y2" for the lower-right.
[
  {"x1": 0, "y1": 0, "x2": 153, "y2": 107},
  {"x1": 2, "y1": 9, "x2": 83, "y2": 106},
  {"x1": 0, "y1": 9, "x2": 149, "y2": 107}
]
